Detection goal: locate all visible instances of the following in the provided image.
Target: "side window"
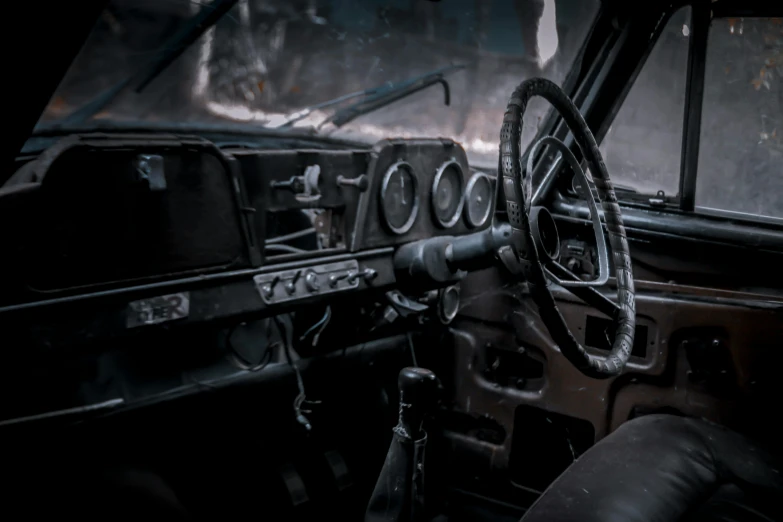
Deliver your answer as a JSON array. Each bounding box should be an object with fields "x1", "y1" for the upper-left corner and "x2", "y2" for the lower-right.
[
  {"x1": 696, "y1": 18, "x2": 782, "y2": 219},
  {"x1": 599, "y1": 7, "x2": 692, "y2": 198}
]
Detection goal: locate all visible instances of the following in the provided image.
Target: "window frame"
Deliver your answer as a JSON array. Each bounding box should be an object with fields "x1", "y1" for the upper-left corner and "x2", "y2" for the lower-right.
[{"x1": 539, "y1": 0, "x2": 783, "y2": 227}]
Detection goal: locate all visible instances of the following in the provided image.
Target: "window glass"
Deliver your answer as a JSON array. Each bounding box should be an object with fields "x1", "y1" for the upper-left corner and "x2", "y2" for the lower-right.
[
  {"x1": 38, "y1": 0, "x2": 599, "y2": 169},
  {"x1": 696, "y1": 17, "x2": 782, "y2": 219},
  {"x1": 599, "y1": 7, "x2": 691, "y2": 196}
]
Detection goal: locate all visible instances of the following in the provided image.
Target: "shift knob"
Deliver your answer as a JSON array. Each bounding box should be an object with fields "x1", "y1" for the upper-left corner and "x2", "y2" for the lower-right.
[{"x1": 397, "y1": 367, "x2": 439, "y2": 440}]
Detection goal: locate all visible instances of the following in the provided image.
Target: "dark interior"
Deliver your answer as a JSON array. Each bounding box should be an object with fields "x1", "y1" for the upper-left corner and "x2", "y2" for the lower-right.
[{"x1": 1, "y1": 1, "x2": 781, "y2": 521}]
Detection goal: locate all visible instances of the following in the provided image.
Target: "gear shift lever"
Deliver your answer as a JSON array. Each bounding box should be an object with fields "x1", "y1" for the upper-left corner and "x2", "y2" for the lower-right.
[
  {"x1": 397, "y1": 367, "x2": 439, "y2": 440},
  {"x1": 366, "y1": 367, "x2": 439, "y2": 522}
]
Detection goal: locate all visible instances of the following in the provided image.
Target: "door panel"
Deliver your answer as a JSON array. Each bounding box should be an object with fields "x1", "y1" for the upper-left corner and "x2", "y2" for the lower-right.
[{"x1": 444, "y1": 238, "x2": 782, "y2": 494}]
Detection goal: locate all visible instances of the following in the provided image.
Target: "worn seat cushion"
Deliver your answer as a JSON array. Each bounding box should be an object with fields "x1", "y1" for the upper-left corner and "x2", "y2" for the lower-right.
[{"x1": 520, "y1": 414, "x2": 783, "y2": 522}]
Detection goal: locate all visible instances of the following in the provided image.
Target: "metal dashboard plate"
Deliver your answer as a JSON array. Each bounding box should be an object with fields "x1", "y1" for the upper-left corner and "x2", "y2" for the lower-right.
[
  {"x1": 253, "y1": 260, "x2": 360, "y2": 304},
  {"x1": 127, "y1": 292, "x2": 190, "y2": 328}
]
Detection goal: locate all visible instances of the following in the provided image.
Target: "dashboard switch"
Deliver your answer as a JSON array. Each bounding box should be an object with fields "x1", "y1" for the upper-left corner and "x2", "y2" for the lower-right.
[
  {"x1": 254, "y1": 260, "x2": 360, "y2": 304},
  {"x1": 304, "y1": 270, "x2": 320, "y2": 292}
]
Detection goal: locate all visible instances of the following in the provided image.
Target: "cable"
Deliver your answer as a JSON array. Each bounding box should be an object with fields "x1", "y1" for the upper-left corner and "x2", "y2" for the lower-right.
[
  {"x1": 264, "y1": 243, "x2": 309, "y2": 254},
  {"x1": 267, "y1": 227, "x2": 317, "y2": 244},
  {"x1": 407, "y1": 332, "x2": 419, "y2": 367},
  {"x1": 275, "y1": 314, "x2": 320, "y2": 431},
  {"x1": 299, "y1": 306, "x2": 332, "y2": 347},
  {"x1": 276, "y1": 316, "x2": 295, "y2": 365},
  {"x1": 264, "y1": 244, "x2": 308, "y2": 254}
]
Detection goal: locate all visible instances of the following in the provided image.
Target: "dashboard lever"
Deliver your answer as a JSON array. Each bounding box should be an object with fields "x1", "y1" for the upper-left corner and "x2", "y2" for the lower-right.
[
  {"x1": 270, "y1": 165, "x2": 322, "y2": 203},
  {"x1": 337, "y1": 174, "x2": 369, "y2": 192},
  {"x1": 348, "y1": 268, "x2": 378, "y2": 284},
  {"x1": 270, "y1": 176, "x2": 303, "y2": 192},
  {"x1": 285, "y1": 270, "x2": 302, "y2": 295},
  {"x1": 394, "y1": 223, "x2": 513, "y2": 286},
  {"x1": 261, "y1": 275, "x2": 281, "y2": 299},
  {"x1": 328, "y1": 272, "x2": 350, "y2": 288},
  {"x1": 386, "y1": 290, "x2": 428, "y2": 318}
]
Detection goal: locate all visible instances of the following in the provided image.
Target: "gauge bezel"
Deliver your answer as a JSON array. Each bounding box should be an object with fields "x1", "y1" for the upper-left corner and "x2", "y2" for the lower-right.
[
  {"x1": 463, "y1": 172, "x2": 493, "y2": 228},
  {"x1": 431, "y1": 159, "x2": 465, "y2": 228},
  {"x1": 380, "y1": 160, "x2": 420, "y2": 235}
]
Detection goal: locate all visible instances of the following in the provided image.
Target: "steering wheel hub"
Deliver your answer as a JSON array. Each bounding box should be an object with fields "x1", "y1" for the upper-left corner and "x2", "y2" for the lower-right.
[{"x1": 529, "y1": 206, "x2": 560, "y2": 261}]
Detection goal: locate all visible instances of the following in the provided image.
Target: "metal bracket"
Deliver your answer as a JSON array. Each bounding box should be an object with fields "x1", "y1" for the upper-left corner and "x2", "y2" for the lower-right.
[
  {"x1": 135, "y1": 154, "x2": 167, "y2": 191},
  {"x1": 297, "y1": 164, "x2": 322, "y2": 203}
]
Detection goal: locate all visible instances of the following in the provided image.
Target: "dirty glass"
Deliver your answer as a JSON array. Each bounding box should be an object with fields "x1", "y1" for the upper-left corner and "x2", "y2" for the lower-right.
[
  {"x1": 599, "y1": 7, "x2": 691, "y2": 197},
  {"x1": 39, "y1": 0, "x2": 599, "y2": 168},
  {"x1": 696, "y1": 18, "x2": 782, "y2": 219}
]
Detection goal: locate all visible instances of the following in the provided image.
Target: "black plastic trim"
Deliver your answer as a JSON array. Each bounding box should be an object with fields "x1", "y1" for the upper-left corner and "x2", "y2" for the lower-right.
[
  {"x1": 679, "y1": 1, "x2": 709, "y2": 211},
  {"x1": 553, "y1": 199, "x2": 783, "y2": 252},
  {"x1": 0, "y1": 247, "x2": 394, "y2": 314}
]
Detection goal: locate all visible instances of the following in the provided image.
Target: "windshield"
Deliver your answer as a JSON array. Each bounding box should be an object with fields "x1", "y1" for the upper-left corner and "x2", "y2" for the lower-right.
[{"x1": 38, "y1": 0, "x2": 599, "y2": 167}]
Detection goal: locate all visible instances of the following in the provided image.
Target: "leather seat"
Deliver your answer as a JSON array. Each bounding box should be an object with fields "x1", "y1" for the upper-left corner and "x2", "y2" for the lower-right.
[{"x1": 520, "y1": 414, "x2": 783, "y2": 522}]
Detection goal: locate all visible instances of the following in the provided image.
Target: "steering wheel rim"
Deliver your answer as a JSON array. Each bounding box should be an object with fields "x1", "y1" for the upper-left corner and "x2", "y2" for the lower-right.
[{"x1": 497, "y1": 77, "x2": 636, "y2": 378}]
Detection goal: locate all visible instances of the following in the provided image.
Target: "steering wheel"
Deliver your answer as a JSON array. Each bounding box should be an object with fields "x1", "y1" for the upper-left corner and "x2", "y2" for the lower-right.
[{"x1": 497, "y1": 78, "x2": 636, "y2": 378}]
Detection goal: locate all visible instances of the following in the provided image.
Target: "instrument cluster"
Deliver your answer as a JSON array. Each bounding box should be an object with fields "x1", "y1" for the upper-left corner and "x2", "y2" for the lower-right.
[{"x1": 351, "y1": 138, "x2": 494, "y2": 251}]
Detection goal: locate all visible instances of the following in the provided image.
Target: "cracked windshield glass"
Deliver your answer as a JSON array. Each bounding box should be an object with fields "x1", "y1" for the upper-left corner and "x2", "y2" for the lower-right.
[{"x1": 38, "y1": 0, "x2": 599, "y2": 168}]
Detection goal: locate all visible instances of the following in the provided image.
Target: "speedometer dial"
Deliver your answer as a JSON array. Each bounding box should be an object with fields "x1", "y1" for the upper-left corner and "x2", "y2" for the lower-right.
[
  {"x1": 380, "y1": 161, "x2": 419, "y2": 235},
  {"x1": 432, "y1": 161, "x2": 465, "y2": 228},
  {"x1": 464, "y1": 173, "x2": 493, "y2": 228}
]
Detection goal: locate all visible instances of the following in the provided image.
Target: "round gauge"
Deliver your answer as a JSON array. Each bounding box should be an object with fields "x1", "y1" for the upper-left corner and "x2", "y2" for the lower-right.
[
  {"x1": 431, "y1": 161, "x2": 465, "y2": 228},
  {"x1": 463, "y1": 173, "x2": 493, "y2": 228},
  {"x1": 380, "y1": 161, "x2": 419, "y2": 234}
]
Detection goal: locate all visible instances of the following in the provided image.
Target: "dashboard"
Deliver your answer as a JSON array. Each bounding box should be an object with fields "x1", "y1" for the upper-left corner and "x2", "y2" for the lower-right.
[{"x1": 0, "y1": 133, "x2": 495, "y2": 347}]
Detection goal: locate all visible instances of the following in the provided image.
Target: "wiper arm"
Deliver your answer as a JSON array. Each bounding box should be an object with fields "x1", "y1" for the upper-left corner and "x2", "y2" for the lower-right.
[
  {"x1": 62, "y1": 0, "x2": 240, "y2": 125},
  {"x1": 277, "y1": 64, "x2": 465, "y2": 129},
  {"x1": 325, "y1": 64, "x2": 465, "y2": 128}
]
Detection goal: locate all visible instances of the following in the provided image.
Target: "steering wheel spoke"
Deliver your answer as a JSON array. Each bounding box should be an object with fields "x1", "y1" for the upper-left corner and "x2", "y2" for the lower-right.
[{"x1": 546, "y1": 260, "x2": 621, "y2": 320}]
